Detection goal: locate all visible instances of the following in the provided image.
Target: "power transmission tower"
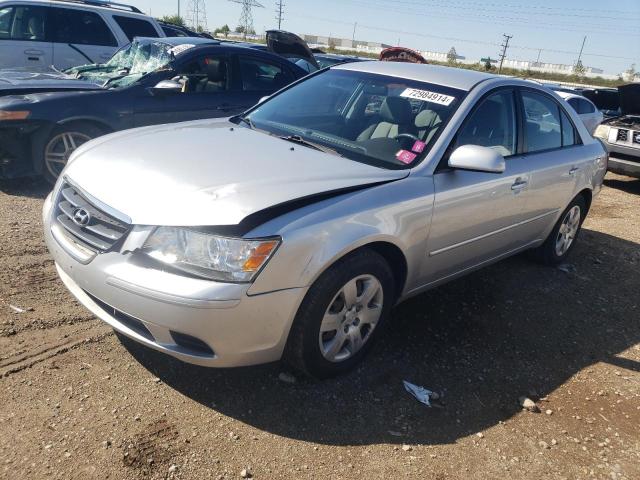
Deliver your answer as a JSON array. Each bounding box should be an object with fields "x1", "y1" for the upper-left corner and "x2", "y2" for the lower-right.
[
  {"x1": 498, "y1": 33, "x2": 512, "y2": 74},
  {"x1": 187, "y1": 0, "x2": 207, "y2": 32},
  {"x1": 229, "y1": 0, "x2": 265, "y2": 38},
  {"x1": 275, "y1": 0, "x2": 284, "y2": 29}
]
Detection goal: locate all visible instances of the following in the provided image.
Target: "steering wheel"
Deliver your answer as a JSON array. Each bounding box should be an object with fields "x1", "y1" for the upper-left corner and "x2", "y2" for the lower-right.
[{"x1": 394, "y1": 133, "x2": 420, "y2": 143}]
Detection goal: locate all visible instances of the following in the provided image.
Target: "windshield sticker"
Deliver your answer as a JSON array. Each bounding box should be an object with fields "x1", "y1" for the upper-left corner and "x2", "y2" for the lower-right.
[
  {"x1": 411, "y1": 140, "x2": 426, "y2": 153},
  {"x1": 396, "y1": 150, "x2": 417, "y2": 164},
  {"x1": 400, "y1": 88, "x2": 455, "y2": 106},
  {"x1": 168, "y1": 44, "x2": 196, "y2": 56}
]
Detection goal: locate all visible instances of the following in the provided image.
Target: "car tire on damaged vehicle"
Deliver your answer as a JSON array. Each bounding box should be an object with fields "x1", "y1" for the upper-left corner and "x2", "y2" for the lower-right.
[
  {"x1": 284, "y1": 249, "x2": 396, "y2": 378},
  {"x1": 38, "y1": 122, "x2": 106, "y2": 184}
]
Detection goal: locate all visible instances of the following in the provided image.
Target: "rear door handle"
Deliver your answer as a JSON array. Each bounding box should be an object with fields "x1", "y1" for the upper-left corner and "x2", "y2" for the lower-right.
[
  {"x1": 569, "y1": 167, "x2": 579, "y2": 176},
  {"x1": 511, "y1": 179, "x2": 528, "y2": 191},
  {"x1": 24, "y1": 48, "x2": 44, "y2": 55}
]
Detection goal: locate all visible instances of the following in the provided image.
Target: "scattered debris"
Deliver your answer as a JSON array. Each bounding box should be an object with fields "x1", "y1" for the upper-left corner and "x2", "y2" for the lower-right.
[
  {"x1": 401, "y1": 444, "x2": 412, "y2": 452},
  {"x1": 9, "y1": 305, "x2": 25, "y2": 313},
  {"x1": 278, "y1": 372, "x2": 296, "y2": 384},
  {"x1": 240, "y1": 467, "x2": 252, "y2": 478},
  {"x1": 403, "y1": 381, "x2": 435, "y2": 407},
  {"x1": 519, "y1": 396, "x2": 541, "y2": 413},
  {"x1": 557, "y1": 263, "x2": 576, "y2": 274},
  {"x1": 476, "y1": 432, "x2": 484, "y2": 439},
  {"x1": 545, "y1": 409, "x2": 553, "y2": 415}
]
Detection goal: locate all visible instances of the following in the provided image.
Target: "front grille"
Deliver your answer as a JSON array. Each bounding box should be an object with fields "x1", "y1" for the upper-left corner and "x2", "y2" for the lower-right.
[
  {"x1": 54, "y1": 182, "x2": 129, "y2": 253},
  {"x1": 617, "y1": 129, "x2": 628, "y2": 142}
]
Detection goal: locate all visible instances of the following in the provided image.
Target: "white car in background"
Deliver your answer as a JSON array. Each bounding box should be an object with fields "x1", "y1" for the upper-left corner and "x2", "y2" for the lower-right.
[
  {"x1": 0, "y1": 0, "x2": 164, "y2": 70},
  {"x1": 555, "y1": 90, "x2": 603, "y2": 135}
]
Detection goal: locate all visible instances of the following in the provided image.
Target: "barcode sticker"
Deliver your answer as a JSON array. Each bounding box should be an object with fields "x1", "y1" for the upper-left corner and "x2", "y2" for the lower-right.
[{"x1": 400, "y1": 88, "x2": 455, "y2": 106}]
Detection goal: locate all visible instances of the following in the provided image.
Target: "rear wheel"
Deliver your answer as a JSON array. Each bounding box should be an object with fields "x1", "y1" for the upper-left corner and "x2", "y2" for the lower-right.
[
  {"x1": 530, "y1": 195, "x2": 587, "y2": 265},
  {"x1": 41, "y1": 123, "x2": 104, "y2": 184}
]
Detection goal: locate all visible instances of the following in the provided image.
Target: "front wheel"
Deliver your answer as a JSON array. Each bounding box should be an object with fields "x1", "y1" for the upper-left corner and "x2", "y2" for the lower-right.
[
  {"x1": 284, "y1": 250, "x2": 395, "y2": 378},
  {"x1": 530, "y1": 195, "x2": 587, "y2": 265},
  {"x1": 40, "y1": 123, "x2": 104, "y2": 184}
]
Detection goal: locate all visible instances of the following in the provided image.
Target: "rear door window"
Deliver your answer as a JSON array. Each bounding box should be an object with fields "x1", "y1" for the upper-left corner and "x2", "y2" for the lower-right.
[
  {"x1": 51, "y1": 8, "x2": 117, "y2": 46},
  {"x1": 522, "y1": 90, "x2": 562, "y2": 153},
  {"x1": 238, "y1": 56, "x2": 292, "y2": 92},
  {"x1": 113, "y1": 15, "x2": 159, "y2": 41},
  {"x1": 577, "y1": 98, "x2": 595, "y2": 114},
  {"x1": 3, "y1": 5, "x2": 49, "y2": 41},
  {"x1": 560, "y1": 109, "x2": 577, "y2": 146}
]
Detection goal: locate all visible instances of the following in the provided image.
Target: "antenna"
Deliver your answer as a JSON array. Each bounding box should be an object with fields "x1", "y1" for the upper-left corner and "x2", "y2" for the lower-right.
[
  {"x1": 229, "y1": 0, "x2": 265, "y2": 38},
  {"x1": 187, "y1": 0, "x2": 207, "y2": 32},
  {"x1": 275, "y1": 0, "x2": 284, "y2": 30}
]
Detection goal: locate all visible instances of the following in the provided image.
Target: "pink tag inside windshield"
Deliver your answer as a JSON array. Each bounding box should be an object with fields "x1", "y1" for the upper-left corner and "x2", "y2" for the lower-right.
[
  {"x1": 412, "y1": 140, "x2": 426, "y2": 153},
  {"x1": 396, "y1": 150, "x2": 417, "y2": 164}
]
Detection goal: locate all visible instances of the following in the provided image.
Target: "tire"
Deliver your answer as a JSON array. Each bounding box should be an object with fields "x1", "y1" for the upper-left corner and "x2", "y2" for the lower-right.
[
  {"x1": 284, "y1": 249, "x2": 395, "y2": 378},
  {"x1": 40, "y1": 123, "x2": 104, "y2": 185},
  {"x1": 530, "y1": 195, "x2": 587, "y2": 265}
]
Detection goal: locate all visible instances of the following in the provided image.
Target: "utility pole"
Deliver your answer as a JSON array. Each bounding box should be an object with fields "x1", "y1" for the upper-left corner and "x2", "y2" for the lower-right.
[
  {"x1": 498, "y1": 33, "x2": 513, "y2": 74},
  {"x1": 576, "y1": 35, "x2": 587, "y2": 66},
  {"x1": 535, "y1": 48, "x2": 542, "y2": 65},
  {"x1": 352, "y1": 22, "x2": 357, "y2": 43},
  {"x1": 275, "y1": 0, "x2": 284, "y2": 29},
  {"x1": 178, "y1": 0, "x2": 180, "y2": 19}
]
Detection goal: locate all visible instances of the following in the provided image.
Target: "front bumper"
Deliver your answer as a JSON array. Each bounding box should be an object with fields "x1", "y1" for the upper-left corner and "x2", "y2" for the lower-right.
[
  {"x1": 608, "y1": 155, "x2": 640, "y2": 179},
  {"x1": 43, "y1": 193, "x2": 307, "y2": 367}
]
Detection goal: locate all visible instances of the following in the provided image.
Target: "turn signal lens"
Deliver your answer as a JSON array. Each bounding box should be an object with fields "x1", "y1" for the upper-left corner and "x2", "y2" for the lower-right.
[
  {"x1": 0, "y1": 110, "x2": 30, "y2": 120},
  {"x1": 593, "y1": 124, "x2": 611, "y2": 140},
  {"x1": 242, "y1": 240, "x2": 279, "y2": 272}
]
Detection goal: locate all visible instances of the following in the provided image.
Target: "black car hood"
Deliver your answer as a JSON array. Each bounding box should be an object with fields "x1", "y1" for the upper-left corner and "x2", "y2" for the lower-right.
[
  {"x1": 0, "y1": 68, "x2": 101, "y2": 92},
  {"x1": 581, "y1": 88, "x2": 620, "y2": 111},
  {"x1": 266, "y1": 30, "x2": 319, "y2": 69},
  {"x1": 618, "y1": 83, "x2": 640, "y2": 115}
]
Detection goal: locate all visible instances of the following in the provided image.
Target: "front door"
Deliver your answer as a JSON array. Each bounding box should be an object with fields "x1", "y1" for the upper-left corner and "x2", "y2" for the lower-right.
[
  {"x1": 0, "y1": 4, "x2": 53, "y2": 69},
  {"x1": 423, "y1": 89, "x2": 533, "y2": 285},
  {"x1": 133, "y1": 54, "x2": 246, "y2": 127}
]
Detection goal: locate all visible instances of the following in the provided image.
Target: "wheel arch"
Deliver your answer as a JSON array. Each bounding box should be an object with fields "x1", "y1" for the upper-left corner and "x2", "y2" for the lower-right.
[{"x1": 576, "y1": 188, "x2": 592, "y2": 215}]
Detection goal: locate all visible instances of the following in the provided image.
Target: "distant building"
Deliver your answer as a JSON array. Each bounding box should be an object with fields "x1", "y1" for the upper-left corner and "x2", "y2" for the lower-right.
[
  {"x1": 501, "y1": 59, "x2": 604, "y2": 76},
  {"x1": 301, "y1": 34, "x2": 391, "y2": 55}
]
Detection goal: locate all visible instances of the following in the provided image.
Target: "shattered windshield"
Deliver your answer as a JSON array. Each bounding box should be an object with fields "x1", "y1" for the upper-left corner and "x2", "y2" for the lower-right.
[{"x1": 69, "y1": 39, "x2": 186, "y2": 88}]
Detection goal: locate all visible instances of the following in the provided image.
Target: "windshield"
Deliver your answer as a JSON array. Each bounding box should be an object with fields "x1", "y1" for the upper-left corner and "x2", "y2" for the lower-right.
[
  {"x1": 243, "y1": 69, "x2": 463, "y2": 169},
  {"x1": 104, "y1": 39, "x2": 181, "y2": 88}
]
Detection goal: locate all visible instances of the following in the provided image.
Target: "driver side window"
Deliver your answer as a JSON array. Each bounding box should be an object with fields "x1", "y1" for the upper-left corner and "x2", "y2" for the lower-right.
[
  {"x1": 454, "y1": 90, "x2": 517, "y2": 157},
  {"x1": 176, "y1": 56, "x2": 230, "y2": 94}
]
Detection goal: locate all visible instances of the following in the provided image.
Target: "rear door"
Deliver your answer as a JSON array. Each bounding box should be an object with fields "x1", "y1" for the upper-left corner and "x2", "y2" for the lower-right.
[
  {"x1": 50, "y1": 7, "x2": 119, "y2": 68},
  {"x1": 0, "y1": 4, "x2": 52, "y2": 68},
  {"x1": 518, "y1": 88, "x2": 586, "y2": 235},
  {"x1": 424, "y1": 88, "x2": 533, "y2": 285},
  {"x1": 236, "y1": 53, "x2": 295, "y2": 107},
  {"x1": 133, "y1": 53, "x2": 245, "y2": 126}
]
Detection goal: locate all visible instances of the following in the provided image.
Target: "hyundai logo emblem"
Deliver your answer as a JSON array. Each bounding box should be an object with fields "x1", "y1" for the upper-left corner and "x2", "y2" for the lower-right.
[{"x1": 72, "y1": 207, "x2": 91, "y2": 226}]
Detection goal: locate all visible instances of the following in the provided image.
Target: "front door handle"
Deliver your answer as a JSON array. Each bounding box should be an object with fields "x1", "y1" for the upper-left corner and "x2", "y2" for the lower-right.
[
  {"x1": 511, "y1": 179, "x2": 528, "y2": 191},
  {"x1": 24, "y1": 48, "x2": 44, "y2": 55},
  {"x1": 569, "y1": 167, "x2": 579, "y2": 176}
]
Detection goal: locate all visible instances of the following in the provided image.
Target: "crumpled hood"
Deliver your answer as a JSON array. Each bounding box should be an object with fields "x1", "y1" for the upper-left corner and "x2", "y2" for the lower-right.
[
  {"x1": 64, "y1": 119, "x2": 409, "y2": 227},
  {"x1": 0, "y1": 68, "x2": 101, "y2": 91}
]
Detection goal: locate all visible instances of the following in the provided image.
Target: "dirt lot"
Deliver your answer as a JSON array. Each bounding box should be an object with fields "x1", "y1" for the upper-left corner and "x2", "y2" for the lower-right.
[{"x1": 1, "y1": 173, "x2": 639, "y2": 480}]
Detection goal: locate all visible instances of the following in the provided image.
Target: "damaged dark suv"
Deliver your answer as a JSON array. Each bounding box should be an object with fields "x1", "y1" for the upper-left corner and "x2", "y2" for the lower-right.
[{"x1": 594, "y1": 83, "x2": 640, "y2": 179}]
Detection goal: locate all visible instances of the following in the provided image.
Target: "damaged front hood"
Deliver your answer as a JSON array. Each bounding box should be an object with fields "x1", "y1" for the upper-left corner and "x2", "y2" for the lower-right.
[
  {"x1": 605, "y1": 114, "x2": 640, "y2": 128},
  {"x1": 0, "y1": 68, "x2": 102, "y2": 92},
  {"x1": 64, "y1": 119, "x2": 409, "y2": 227}
]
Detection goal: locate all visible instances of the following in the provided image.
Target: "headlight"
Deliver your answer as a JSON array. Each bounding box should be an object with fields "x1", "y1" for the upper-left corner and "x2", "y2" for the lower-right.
[
  {"x1": 0, "y1": 110, "x2": 30, "y2": 120},
  {"x1": 593, "y1": 124, "x2": 611, "y2": 140},
  {"x1": 142, "y1": 227, "x2": 280, "y2": 282}
]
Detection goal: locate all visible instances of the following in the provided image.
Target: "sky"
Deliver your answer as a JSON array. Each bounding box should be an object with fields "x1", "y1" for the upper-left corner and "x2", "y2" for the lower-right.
[{"x1": 131, "y1": 0, "x2": 640, "y2": 76}]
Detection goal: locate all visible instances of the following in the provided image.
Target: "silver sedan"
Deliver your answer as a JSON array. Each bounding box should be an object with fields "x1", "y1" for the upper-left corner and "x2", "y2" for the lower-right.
[{"x1": 43, "y1": 61, "x2": 607, "y2": 377}]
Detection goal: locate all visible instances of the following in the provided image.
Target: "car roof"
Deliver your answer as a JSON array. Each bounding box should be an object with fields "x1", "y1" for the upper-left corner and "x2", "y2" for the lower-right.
[
  {"x1": 555, "y1": 90, "x2": 589, "y2": 102},
  {"x1": 135, "y1": 36, "x2": 217, "y2": 46},
  {"x1": 335, "y1": 61, "x2": 498, "y2": 91}
]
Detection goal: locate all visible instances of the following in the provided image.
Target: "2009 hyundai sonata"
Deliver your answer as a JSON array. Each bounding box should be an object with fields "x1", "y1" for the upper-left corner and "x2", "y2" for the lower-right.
[{"x1": 43, "y1": 61, "x2": 607, "y2": 377}]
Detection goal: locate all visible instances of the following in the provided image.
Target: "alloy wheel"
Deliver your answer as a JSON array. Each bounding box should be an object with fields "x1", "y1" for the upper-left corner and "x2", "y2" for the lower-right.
[
  {"x1": 555, "y1": 205, "x2": 581, "y2": 256},
  {"x1": 44, "y1": 131, "x2": 92, "y2": 179},
  {"x1": 319, "y1": 274, "x2": 384, "y2": 363}
]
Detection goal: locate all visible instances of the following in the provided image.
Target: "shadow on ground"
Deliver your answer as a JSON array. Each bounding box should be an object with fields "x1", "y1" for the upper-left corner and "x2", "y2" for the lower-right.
[
  {"x1": 604, "y1": 175, "x2": 640, "y2": 195},
  {"x1": 116, "y1": 228, "x2": 640, "y2": 447},
  {"x1": 0, "y1": 177, "x2": 51, "y2": 199}
]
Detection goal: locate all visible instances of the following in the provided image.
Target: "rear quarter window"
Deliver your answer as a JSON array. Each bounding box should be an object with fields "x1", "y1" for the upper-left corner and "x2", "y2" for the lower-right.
[{"x1": 113, "y1": 15, "x2": 159, "y2": 41}]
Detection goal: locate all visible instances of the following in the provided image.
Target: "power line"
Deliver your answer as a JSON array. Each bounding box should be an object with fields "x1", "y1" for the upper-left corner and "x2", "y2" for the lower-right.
[
  {"x1": 275, "y1": 0, "x2": 284, "y2": 29},
  {"x1": 186, "y1": 0, "x2": 207, "y2": 32},
  {"x1": 229, "y1": 0, "x2": 265, "y2": 38},
  {"x1": 498, "y1": 33, "x2": 512, "y2": 74}
]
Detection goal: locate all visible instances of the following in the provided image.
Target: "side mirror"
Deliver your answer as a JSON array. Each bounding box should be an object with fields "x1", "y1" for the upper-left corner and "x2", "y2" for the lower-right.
[
  {"x1": 149, "y1": 79, "x2": 183, "y2": 96},
  {"x1": 448, "y1": 145, "x2": 506, "y2": 174},
  {"x1": 258, "y1": 95, "x2": 270, "y2": 104}
]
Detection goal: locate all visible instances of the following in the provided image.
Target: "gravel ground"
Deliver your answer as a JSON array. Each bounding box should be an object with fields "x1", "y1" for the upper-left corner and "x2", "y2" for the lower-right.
[{"x1": 1, "y1": 173, "x2": 639, "y2": 480}]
